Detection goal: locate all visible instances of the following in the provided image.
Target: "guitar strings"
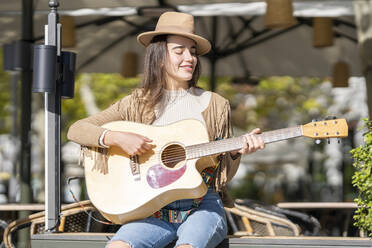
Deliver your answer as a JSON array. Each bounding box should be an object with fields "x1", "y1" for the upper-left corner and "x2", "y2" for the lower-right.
[
  {"x1": 108, "y1": 143, "x2": 228, "y2": 164},
  {"x1": 107, "y1": 144, "x2": 228, "y2": 164},
  {"x1": 142, "y1": 154, "x2": 188, "y2": 164},
  {"x1": 125, "y1": 152, "x2": 193, "y2": 165},
  {"x1": 130, "y1": 150, "x2": 216, "y2": 165}
]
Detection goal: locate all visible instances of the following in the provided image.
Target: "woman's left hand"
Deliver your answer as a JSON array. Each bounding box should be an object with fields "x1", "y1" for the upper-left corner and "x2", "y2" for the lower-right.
[{"x1": 237, "y1": 128, "x2": 265, "y2": 155}]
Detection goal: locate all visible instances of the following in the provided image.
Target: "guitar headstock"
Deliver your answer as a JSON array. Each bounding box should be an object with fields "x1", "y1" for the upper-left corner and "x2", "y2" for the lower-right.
[{"x1": 302, "y1": 118, "x2": 348, "y2": 139}]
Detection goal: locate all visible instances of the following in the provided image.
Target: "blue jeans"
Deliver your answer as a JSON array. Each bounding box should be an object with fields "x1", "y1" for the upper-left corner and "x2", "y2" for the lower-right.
[{"x1": 107, "y1": 188, "x2": 227, "y2": 248}]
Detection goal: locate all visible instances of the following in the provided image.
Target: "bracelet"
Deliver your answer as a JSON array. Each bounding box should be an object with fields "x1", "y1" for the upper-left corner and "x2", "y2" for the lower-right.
[{"x1": 98, "y1": 129, "x2": 110, "y2": 148}]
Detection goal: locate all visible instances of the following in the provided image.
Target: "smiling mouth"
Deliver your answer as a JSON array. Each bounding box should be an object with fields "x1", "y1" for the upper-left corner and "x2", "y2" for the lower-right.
[{"x1": 180, "y1": 65, "x2": 193, "y2": 71}]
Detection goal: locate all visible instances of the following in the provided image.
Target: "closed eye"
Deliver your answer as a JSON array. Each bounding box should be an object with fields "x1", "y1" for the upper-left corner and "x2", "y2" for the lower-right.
[{"x1": 172, "y1": 46, "x2": 197, "y2": 56}]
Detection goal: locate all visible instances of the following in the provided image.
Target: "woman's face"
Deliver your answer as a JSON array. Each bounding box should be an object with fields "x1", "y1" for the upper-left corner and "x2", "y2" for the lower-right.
[{"x1": 165, "y1": 35, "x2": 198, "y2": 84}]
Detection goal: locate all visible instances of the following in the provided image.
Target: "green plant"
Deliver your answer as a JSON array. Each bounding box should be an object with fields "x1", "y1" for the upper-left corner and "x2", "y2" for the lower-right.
[
  {"x1": 0, "y1": 48, "x2": 12, "y2": 134},
  {"x1": 350, "y1": 118, "x2": 372, "y2": 236}
]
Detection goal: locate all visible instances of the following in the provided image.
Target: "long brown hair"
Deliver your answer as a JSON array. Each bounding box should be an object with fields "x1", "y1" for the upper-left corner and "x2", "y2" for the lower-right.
[{"x1": 141, "y1": 35, "x2": 201, "y2": 110}]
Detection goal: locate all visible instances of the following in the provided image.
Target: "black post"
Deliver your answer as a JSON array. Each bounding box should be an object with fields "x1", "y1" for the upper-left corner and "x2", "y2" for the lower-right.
[
  {"x1": 20, "y1": 0, "x2": 33, "y2": 210},
  {"x1": 209, "y1": 16, "x2": 218, "y2": 92},
  {"x1": 18, "y1": 0, "x2": 33, "y2": 246},
  {"x1": 9, "y1": 72, "x2": 19, "y2": 203},
  {"x1": 210, "y1": 58, "x2": 216, "y2": 92}
]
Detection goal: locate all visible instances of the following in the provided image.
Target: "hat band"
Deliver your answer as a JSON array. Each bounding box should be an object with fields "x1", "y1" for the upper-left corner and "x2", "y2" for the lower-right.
[{"x1": 155, "y1": 25, "x2": 195, "y2": 35}]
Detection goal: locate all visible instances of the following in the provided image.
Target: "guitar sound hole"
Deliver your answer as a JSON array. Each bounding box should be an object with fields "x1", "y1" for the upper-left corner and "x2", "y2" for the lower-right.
[{"x1": 161, "y1": 144, "x2": 186, "y2": 169}]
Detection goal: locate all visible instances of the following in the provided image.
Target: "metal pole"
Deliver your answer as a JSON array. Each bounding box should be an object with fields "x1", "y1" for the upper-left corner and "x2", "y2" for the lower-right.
[{"x1": 44, "y1": 0, "x2": 61, "y2": 232}]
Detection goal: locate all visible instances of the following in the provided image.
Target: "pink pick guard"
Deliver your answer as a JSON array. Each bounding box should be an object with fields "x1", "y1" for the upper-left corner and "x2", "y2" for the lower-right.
[{"x1": 146, "y1": 164, "x2": 186, "y2": 189}]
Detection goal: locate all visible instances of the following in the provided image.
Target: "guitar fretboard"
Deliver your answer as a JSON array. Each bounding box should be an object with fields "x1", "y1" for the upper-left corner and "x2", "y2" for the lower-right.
[{"x1": 186, "y1": 126, "x2": 302, "y2": 160}]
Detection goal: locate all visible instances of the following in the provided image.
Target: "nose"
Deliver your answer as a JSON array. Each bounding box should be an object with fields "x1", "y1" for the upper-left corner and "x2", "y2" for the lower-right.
[{"x1": 184, "y1": 49, "x2": 193, "y2": 61}]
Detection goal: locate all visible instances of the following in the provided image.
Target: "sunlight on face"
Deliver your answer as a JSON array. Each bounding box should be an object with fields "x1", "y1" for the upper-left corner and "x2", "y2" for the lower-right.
[{"x1": 165, "y1": 35, "x2": 197, "y2": 87}]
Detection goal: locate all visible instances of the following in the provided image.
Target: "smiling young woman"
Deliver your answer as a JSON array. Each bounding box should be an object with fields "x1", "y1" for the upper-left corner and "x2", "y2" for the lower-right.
[{"x1": 67, "y1": 12, "x2": 265, "y2": 248}]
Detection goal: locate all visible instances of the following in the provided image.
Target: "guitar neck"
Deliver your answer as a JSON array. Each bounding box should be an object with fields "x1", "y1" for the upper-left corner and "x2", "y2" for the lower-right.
[{"x1": 186, "y1": 126, "x2": 302, "y2": 159}]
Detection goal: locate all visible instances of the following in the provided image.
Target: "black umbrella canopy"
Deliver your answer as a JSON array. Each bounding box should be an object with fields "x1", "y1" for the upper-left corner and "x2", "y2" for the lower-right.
[{"x1": 0, "y1": 0, "x2": 361, "y2": 77}]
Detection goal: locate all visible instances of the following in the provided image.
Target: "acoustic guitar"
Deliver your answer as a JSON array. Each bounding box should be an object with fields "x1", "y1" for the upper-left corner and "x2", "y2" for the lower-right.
[{"x1": 83, "y1": 118, "x2": 348, "y2": 224}]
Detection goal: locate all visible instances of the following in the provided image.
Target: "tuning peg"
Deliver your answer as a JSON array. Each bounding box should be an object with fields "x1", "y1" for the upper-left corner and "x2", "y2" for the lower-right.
[
  {"x1": 337, "y1": 139, "x2": 341, "y2": 144},
  {"x1": 312, "y1": 119, "x2": 318, "y2": 122},
  {"x1": 327, "y1": 138, "x2": 330, "y2": 144},
  {"x1": 315, "y1": 139, "x2": 321, "y2": 145},
  {"x1": 325, "y1": 115, "x2": 337, "y2": 120}
]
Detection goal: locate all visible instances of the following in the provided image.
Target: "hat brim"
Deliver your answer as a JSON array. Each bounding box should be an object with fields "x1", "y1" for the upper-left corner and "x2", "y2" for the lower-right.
[{"x1": 137, "y1": 31, "x2": 211, "y2": 56}]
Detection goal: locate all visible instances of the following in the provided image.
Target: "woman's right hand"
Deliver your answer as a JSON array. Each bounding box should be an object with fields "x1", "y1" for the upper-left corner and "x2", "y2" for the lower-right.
[{"x1": 103, "y1": 131, "x2": 153, "y2": 156}]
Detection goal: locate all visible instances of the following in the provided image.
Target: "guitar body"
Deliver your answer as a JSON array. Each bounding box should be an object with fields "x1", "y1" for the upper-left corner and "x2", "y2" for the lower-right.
[{"x1": 84, "y1": 119, "x2": 217, "y2": 224}]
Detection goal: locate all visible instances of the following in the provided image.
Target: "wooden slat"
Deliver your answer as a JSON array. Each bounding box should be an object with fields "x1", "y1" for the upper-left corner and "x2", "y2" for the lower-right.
[
  {"x1": 0, "y1": 204, "x2": 45, "y2": 211},
  {"x1": 228, "y1": 236, "x2": 372, "y2": 246},
  {"x1": 0, "y1": 204, "x2": 70, "y2": 211},
  {"x1": 277, "y1": 202, "x2": 358, "y2": 209},
  {"x1": 32, "y1": 233, "x2": 113, "y2": 241},
  {"x1": 31, "y1": 234, "x2": 372, "y2": 248},
  {"x1": 241, "y1": 216, "x2": 253, "y2": 234}
]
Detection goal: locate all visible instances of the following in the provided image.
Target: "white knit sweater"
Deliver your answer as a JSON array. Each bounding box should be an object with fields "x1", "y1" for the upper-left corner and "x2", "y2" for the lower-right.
[
  {"x1": 99, "y1": 87, "x2": 211, "y2": 147},
  {"x1": 152, "y1": 87, "x2": 211, "y2": 126}
]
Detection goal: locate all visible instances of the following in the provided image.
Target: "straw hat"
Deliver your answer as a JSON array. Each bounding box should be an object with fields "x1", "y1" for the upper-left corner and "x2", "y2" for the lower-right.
[{"x1": 137, "y1": 12, "x2": 211, "y2": 55}]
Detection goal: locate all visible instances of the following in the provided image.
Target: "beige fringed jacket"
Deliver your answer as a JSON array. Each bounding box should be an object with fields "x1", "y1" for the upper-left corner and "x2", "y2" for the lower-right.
[{"x1": 67, "y1": 88, "x2": 241, "y2": 207}]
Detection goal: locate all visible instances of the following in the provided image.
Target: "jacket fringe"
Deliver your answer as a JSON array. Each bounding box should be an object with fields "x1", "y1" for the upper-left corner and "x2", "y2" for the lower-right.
[{"x1": 79, "y1": 146, "x2": 109, "y2": 175}]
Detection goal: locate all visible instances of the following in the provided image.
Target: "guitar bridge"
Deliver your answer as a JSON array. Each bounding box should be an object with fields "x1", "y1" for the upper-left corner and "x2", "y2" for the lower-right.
[{"x1": 130, "y1": 155, "x2": 141, "y2": 181}]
